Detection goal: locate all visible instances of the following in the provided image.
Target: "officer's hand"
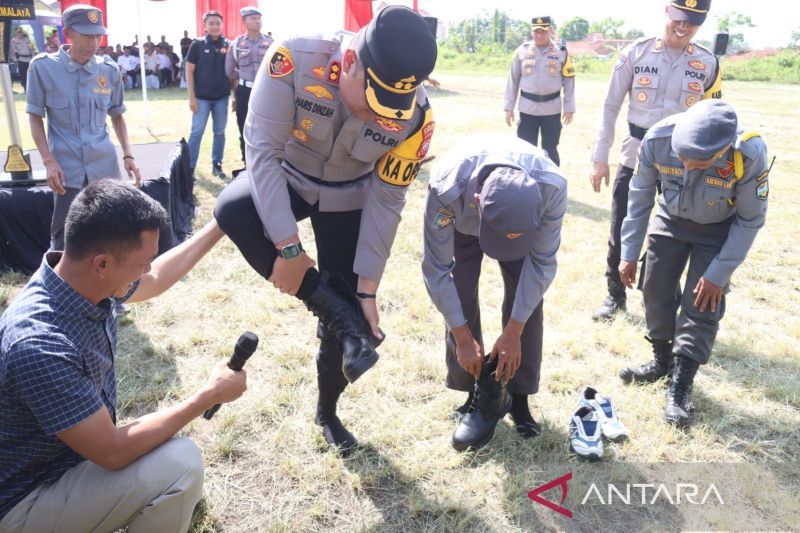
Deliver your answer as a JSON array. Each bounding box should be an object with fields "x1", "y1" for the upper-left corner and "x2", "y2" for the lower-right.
[
  {"x1": 202, "y1": 359, "x2": 247, "y2": 406},
  {"x1": 43, "y1": 158, "x2": 66, "y2": 195},
  {"x1": 453, "y1": 325, "x2": 483, "y2": 379},
  {"x1": 231, "y1": 97, "x2": 236, "y2": 113},
  {"x1": 491, "y1": 322, "x2": 523, "y2": 384},
  {"x1": 590, "y1": 162, "x2": 610, "y2": 193},
  {"x1": 358, "y1": 296, "x2": 384, "y2": 341},
  {"x1": 189, "y1": 96, "x2": 199, "y2": 113},
  {"x1": 562, "y1": 112, "x2": 574, "y2": 125},
  {"x1": 124, "y1": 157, "x2": 142, "y2": 188},
  {"x1": 268, "y1": 253, "x2": 315, "y2": 296},
  {"x1": 505, "y1": 111, "x2": 515, "y2": 128},
  {"x1": 619, "y1": 260, "x2": 638, "y2": 289},
  {"x1": 693, "y1": 277, "x2": 723, "y2": 313}
]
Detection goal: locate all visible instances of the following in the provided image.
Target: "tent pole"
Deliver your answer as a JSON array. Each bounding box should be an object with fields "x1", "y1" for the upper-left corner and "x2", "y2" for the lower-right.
[{"x1": 135, "y1": 0, "x2": 156, "y2": 139}]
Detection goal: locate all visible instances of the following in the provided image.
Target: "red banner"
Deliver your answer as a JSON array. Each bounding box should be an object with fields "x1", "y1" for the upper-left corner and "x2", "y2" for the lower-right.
[
  {"x1": 60, "y1": 0, "x2": 108, "y2": 46},
  {"x1": 195, "y1": 0, "x2": 257, "y2": 40},
  {"x1": 344, "y1": 0, "x2": 372, "y2": 32}
]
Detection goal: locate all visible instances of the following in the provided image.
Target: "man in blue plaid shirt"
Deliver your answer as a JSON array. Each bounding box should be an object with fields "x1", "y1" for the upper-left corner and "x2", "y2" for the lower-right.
[{"x1": 0, "y1": 181, "x2": 247, "y2": 532}]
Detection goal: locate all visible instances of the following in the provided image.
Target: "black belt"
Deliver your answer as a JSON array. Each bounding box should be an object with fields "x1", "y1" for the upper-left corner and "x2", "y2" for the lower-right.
[
  {"x1": 628, "y1": 123, "x2": 648, "y2": 141},
  {"x1": 520, "y1": 90, "x2": 560, "y2": 103},
  {"x1": 283, "y1": 161, "x2": 370, "y2": 188}
]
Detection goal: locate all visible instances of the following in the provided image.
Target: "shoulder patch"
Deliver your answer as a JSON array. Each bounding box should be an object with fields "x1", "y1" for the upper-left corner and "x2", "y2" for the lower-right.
[
  {"x1": 756, "y1": 180, "x2": 769, "y2": 200},
  {"x1": 376, "y1": 108, "x2": 434, "y2": 187},
  {"x1": 432, "y1": 207, "x2": 454, "y2": 230},
  {"x1": 614, "y1": 53, "x2": 627, "y2": 70},
  {"x1": 269, "y1": 46, "x2": 294, "y2": 77}
]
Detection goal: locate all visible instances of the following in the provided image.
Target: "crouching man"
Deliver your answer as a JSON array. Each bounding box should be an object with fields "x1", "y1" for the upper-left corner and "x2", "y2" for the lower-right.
[
  {"x1": 618, "y1": 100, "x2": 769, "y2": 427},
  {"x1": 422, "y1": 135, "x2": 567, "y2": 451},
  {"x1": 0, "y1": 181, "x2": 247, "y2": 532}
]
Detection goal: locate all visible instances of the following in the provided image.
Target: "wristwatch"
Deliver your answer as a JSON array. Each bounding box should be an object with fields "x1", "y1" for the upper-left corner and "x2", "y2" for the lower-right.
[{"x1": 279, "y1": 242, "x2": 304, "y2": 260}]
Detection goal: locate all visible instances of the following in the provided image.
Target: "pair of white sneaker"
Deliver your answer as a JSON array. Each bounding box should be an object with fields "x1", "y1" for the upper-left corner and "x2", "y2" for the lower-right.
[{"x1": 568, "y1": 387, "x2": 628, "y2": 461}]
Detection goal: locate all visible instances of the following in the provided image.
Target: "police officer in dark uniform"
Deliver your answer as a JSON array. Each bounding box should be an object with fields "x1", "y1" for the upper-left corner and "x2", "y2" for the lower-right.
[
  {"x1": 214, "y1": 6, "x2": 437, "y2": 453},
  {"x1": 618, "y1": 100, "x2": 769, "y2": 427},
  {"x1": 226, "y1": 7, "x2": 273, "y2": 164}
]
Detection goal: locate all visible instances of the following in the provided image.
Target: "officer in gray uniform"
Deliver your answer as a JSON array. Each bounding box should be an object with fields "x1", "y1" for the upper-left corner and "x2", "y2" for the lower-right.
[
  {"x1": 26, "y1": 4, "x2": 140, "y2": 250},
  {"x1": 10, "y1": 27, "x2": 36, "y2": 91},
  {"x1": 589, "y1": 0, "x2": 722, "y2": 321},
  {"x1": 214, "y1": 6, "x2": 437, "y2": 453},
  {"x1": 618, "y1": 100, "x2": 769, "y2": 427},
  {"x1": 422, "y1": 135, "x2": 567, "y2": 449},
  {"x1": 504, "y1": 16, "x2": 575, "y2": 167},
  {"x1": 226, "y1": 6, "x2": 273, "y2": 163}
]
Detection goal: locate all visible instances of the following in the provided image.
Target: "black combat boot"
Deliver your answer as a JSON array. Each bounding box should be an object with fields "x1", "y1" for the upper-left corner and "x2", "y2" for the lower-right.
[
  {"x1": 592, "y1": 278, "x2": 627, "y2": 321},
  {"x1": 303, "y1": 272, "x2": 382, "y2": 383},
  {"x1": 664, "y1": 355, "x2": 700, "y2": 428},
  {"x1": 314, "y1": 329, "x2": 358, "y2": 453},
  {"x1": 452, "y1": 357, "x2": 512, "y2": 451},
  {"x1": 619, "y1": 336, "x2": 675, "y2": 384}
]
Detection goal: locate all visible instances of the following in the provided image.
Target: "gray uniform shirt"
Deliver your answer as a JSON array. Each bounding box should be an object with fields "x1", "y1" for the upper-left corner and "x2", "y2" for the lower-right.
[
  {"x1": 225, "y1": 33, "x2": 273, "y2": 81},
  {"x1": 10, "y1": 36, "x2": 35, "y2": 62},
  {"x1": 26, "y1": 46, "x2": 125, "y2": 189},
  {"x1": 245, "y1": 35, "x2": 434, "y2": 282},
  {"x1": 504, "y1": 41, "x2": 575, "y2": 117},
  {"x1": 591, "y1": 37, "x2": 721, "y2": 169},
  {"x1": 621, "y1": 119, "x2": 769, "y2": 287},
  {"x1": 422, "y1": 135, "x2": 568, "y2": 327}
]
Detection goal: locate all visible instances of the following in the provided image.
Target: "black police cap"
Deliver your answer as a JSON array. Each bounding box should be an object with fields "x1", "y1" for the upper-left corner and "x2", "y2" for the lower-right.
[
  {"x1": 359, "y1": 6, "x2": 438, "y2": 120},
  {"x1": 667, "y1": 0, "x2": 711, "y2": 26},
  {"x1": 531, "y1": 16, "x2": 551, "y2": 29}
]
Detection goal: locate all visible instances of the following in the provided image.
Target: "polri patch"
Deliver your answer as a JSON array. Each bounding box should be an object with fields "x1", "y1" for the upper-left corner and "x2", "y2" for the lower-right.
[
  {"x1": 756, "y1": 181, "x2": 769, "y2": 200},
  {"x1": 432, "y1": 207, "x2": 454, "y2": 230},
  {"x1": 614, "y1": 54, "x2": 627, "y2": 70},
  {"x1": 269, "y1": 47, "x2": 294, "y2": 78}
]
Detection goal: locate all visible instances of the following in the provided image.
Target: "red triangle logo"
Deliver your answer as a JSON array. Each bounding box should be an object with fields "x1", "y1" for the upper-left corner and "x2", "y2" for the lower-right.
[{"x1": 528, "y1": 472, "x2": 573, "y2": 518}]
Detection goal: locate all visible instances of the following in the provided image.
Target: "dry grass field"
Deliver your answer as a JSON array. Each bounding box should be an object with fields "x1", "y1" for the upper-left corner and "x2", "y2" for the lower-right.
[{"x1": 1, "y1": 72, "x2": 798, "y2": 531}]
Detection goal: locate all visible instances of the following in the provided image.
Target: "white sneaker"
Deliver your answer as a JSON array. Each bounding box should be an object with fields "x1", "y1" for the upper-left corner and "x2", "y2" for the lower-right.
[
  {"x1": 569, "y1": 406, "x2": 603, "y2": 461},
  {"x1": 579, "y1": 386, "x2": 628, "y2": 442}
]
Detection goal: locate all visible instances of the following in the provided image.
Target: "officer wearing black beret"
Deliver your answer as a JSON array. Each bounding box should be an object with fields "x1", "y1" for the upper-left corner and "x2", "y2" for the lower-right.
[
  {"x1": 214, "y1": 6, "x2": 437, "y2": 453},
  {"x1": 618, "y1": 100, "x2": 769, "y2": 427}
]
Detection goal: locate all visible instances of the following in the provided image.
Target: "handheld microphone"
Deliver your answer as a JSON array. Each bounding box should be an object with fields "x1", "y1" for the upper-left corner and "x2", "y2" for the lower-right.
[{"x1": 203, "y1": 331, "x2": 259, "y2": 420}]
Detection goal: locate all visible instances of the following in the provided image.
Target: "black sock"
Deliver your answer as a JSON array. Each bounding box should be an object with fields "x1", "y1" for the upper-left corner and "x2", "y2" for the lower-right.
[
  {"x1": 296, "y1": 267, "x2": 321, "y2": 300},
  {"x1": 510, "y1": 393, "x2": 533, "y2": 424},
  {"x1": 456, "y1": 390, "x2": 474, "y2": 413}
]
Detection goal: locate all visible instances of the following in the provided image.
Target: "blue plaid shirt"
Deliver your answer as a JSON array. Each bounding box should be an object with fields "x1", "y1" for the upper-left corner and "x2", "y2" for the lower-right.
[{"x1": 0, "y1": 253, "x2": 132, "y2": 518}]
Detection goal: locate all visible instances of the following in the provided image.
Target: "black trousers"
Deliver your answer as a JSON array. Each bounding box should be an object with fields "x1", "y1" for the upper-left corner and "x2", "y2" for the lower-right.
[
  {"x1": 604, "y1": 164, "x2": 635, "y2": 296},
  {"x1": 235, "y1": 84, "x2": 252, "y2": 163},
  {"x1": 517, "y1": 112, "x2": 562, "y2": 166},
  {"x1": 214, "y1": 175, "x2": 362, "y2": 388},
  {"x1": 159, "y1": 67, "x2": 172, "y2": 87},
  {"x1": 17, "y1": 61, "x2": 29, "y2": 91},
  {"x1": 444, "y1": 231, "x2": 544, "y2": 395}
]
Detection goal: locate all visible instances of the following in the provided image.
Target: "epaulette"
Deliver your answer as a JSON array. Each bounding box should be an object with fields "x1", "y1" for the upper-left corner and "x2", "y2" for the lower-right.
[
  {"x1": 691, "y1": 40, "x2": 715, "y2": 57},
  {"x1": 733, "y1": 132, "x2": 765, "y2": 178},
  {"x1": 293, "y1": 36, "x2": 340, "y2": 54},
  {"x1": 28, "y1": 51, "x2": 50, "y2": 65},
  {"x1": 101, "y1": 56, "x2": 119, "y2": 70}
]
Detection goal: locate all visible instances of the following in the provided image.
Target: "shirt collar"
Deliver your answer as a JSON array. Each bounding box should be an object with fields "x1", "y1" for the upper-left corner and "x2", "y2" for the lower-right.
[
  {"x1": 40, "y1": 252, "x2": 112, "y2": 322},
  {"x1": 61, "y1": 45, "x2": 98, "y2": 74}
]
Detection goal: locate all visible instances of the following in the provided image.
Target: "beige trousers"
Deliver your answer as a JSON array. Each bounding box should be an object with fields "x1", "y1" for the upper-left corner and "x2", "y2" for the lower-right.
[{"x1": 0, "y1": 438, "x2": 204, "y2": 533}]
